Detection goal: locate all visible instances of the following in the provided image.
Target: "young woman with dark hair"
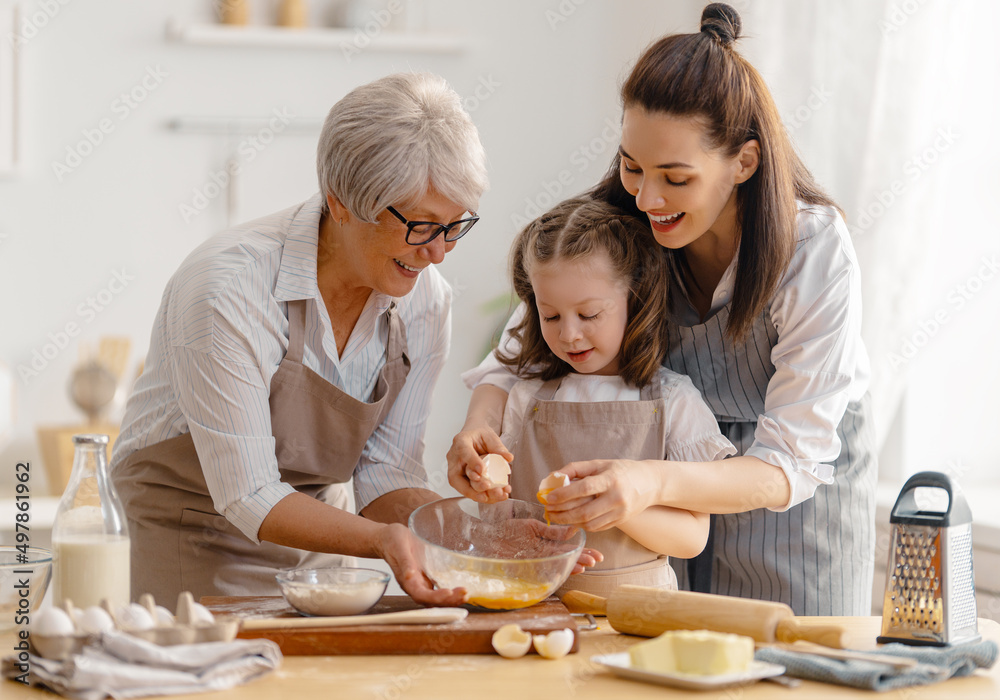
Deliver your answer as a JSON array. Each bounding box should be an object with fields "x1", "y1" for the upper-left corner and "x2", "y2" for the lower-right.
[{"x1": 451, "y1": 4, "x2": 876, "y2": 615}]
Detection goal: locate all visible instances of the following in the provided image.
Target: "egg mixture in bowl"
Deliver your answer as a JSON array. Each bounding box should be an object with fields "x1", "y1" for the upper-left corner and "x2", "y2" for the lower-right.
[{"x1": 409, "y1": 497, "x2": 584, "y2": 611}]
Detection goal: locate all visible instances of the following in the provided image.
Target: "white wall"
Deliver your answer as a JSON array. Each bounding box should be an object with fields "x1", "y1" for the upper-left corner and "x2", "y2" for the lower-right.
[
  {"x1": 5, "y1": 0, "x2": 995, "y2": 508},
  {"x1": 0, "y1": 0, "x2": 705, "y2": 495}
]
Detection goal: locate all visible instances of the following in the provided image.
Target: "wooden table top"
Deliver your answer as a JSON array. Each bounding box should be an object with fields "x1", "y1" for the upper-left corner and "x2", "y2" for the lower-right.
[{"x1": 5, "y1": 616, "x2": 999, "y2": 698}]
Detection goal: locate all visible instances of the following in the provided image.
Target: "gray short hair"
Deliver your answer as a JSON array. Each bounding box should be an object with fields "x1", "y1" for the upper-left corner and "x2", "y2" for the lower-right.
[{"x1": 316, "y1": 73, "x2": 488, "y2": 222}]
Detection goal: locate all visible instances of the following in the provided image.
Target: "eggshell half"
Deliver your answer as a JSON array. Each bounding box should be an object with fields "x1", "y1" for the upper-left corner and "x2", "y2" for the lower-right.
[
  {"x1": 533, "y1": 628, "x2": 574, "y2": 659},
  {"x1": 481, "y1": 453, "x2": 512, "y2": 488},
  {"x1": 492, "y1": 623, "x2": 532, "y2": 658},
  {"x1": 536, "y1": 472, "x2": 570, "y2": 504}
]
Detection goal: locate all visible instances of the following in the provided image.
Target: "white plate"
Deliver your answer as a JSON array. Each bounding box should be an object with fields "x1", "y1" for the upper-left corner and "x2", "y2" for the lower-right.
[{"x1": 592, "y1": 652, "x2": 786, "y2": 691}]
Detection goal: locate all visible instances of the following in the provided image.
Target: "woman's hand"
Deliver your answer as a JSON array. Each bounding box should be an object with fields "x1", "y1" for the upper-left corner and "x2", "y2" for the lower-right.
[
  {"x1": 447, "y1": 426, "x2": 514, "y2": 504},
  {"x1": 375, "y1": 523, "x2": 467, "y2": 607},
  {"x1": 543, "y1": 460, "x2": 661, "y2": 531}
]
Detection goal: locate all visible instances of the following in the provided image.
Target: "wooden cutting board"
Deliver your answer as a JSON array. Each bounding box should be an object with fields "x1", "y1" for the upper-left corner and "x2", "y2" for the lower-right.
[{"x1": 201, "y1": 595, "x2": 580, "y2": 655}]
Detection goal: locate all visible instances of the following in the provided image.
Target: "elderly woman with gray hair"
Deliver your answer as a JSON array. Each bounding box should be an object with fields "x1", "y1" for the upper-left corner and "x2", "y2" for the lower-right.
[{"x1": 110, "y1": 73, "x2": 486, "y2": 605}]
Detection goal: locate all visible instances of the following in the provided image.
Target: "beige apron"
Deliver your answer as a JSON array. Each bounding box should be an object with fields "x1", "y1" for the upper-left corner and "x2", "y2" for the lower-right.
[
  {"x1": 507, "y1": 376, "x2": 678, "y2": 597},
  {"x1": 113, "y1": 298, "x2": 410, "y2": 602}
]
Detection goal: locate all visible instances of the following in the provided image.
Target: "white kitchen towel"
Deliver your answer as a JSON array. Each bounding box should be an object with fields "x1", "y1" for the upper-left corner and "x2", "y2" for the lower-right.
[
  {"x1": 3, "y1": 630, "x2": 282, "y2": 699},
  {"x1": 755, "y1": 640, "x2": 997, "y2": 691}
]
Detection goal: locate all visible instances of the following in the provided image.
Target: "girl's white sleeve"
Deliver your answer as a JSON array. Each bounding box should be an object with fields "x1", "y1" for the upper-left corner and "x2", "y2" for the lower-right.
[
  {"x1": 662, "y1": 372, "x2": 738, "y2": 463},
  {"x1": 460, "y1": 302, "x2": 527, "y2": 392}
]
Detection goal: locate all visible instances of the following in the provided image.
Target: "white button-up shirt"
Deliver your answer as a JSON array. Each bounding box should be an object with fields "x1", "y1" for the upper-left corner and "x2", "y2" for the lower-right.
[{"x1": 111, "y1": 194, "x2": 450, "y2": 542}]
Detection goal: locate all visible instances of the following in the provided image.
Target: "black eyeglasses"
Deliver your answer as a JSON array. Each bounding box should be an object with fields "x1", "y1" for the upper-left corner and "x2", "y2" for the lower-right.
[{"x1": 387, "y1": 206, "x2": 480, "y2": 246}]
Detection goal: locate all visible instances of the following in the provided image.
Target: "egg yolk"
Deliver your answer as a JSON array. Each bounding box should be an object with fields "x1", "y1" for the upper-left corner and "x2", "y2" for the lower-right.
[
  {"x1": 467, "y1": 579, "x2": 552, "y2": 610},
  {"x1": 536, "y1": 488, "x2": 555, "y2": 525}
]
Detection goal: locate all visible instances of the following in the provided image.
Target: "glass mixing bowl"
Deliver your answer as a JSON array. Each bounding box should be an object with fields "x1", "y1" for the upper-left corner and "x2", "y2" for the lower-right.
[
  {"x1": 0, "y1": 546, "x2": 52, "y2": 632},
  {"x1": 409, "y1": 497, "x2": 585, "y2": 611}
]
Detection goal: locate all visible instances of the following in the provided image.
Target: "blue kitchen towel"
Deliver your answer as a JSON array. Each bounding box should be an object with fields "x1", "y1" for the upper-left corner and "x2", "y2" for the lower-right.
[{"x1": 755, "y1": 641, "x2": 997, "y2": 692}]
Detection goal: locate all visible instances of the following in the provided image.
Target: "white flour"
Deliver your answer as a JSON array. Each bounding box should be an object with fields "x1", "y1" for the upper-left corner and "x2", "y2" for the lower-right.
[{"x1": 282, "y1": 579, "x2": 385, "y2": 616}]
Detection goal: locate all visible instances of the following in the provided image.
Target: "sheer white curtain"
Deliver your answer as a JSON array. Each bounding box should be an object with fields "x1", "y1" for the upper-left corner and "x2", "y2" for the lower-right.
[{"x1": 743, "y1": 0, "x2": 1000, "y2": 487}]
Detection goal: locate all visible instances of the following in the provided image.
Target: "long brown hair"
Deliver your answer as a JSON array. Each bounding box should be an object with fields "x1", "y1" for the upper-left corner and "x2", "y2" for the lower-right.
[
  {"x1": 496, "y1": 198, "x2": 669, "y2": 388},
  {"x1": 591, "y1": 2, "x2": 838, "y2": 340}
]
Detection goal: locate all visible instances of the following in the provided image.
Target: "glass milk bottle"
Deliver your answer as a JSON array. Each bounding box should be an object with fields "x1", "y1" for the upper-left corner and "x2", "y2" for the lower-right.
[{"x1": 52, "y1": 434, "x2": 131, "y2": 608}]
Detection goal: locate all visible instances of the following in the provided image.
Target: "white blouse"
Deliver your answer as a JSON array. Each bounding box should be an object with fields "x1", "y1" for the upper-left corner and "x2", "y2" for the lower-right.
[{"x1": 463, "y1": 204, "x2": 871, "y2": 511}]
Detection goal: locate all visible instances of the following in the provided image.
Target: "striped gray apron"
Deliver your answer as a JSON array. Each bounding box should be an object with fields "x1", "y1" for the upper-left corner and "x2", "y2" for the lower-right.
[{"x1": 664, "y1": 304, "x2": 877, "y2": 616}]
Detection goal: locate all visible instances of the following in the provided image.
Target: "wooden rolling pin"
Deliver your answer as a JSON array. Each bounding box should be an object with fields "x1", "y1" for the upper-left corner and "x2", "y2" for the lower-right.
[
  {"x1": 562, "y1": 585, "x2": 850, "y2": 649},
  {"x1": 240, "y1": 607, "x2": 468, "y2": 631}
]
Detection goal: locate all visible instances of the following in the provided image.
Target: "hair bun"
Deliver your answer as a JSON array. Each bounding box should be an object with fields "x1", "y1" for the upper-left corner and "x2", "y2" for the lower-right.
[{"x1": 700, "y1": 3, "x2": 741, "y2": 46}]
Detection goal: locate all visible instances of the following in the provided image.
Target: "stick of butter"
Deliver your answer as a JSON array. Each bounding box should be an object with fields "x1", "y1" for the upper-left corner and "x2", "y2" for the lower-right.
[{"x1": 628, "y1": 629, "x2": 755, "y2": 675}]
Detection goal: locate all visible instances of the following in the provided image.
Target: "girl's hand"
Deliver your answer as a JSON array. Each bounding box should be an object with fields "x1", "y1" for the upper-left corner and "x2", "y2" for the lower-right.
[
  {"x1": 375, "y1": 523, "x2": 467, "y2": 607},
  {"x1": 571, "y1": 547, "x2": 604, "y2": 575},
  {"x1": 543, "y1": 459, "x2": 659, "y2": 531},
  {"x1": 447, "y1": 427, "x2": 514, "y2": 503}
]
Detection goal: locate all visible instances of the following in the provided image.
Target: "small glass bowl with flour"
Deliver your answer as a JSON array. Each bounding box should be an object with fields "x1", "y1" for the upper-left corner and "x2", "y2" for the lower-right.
[{"x1": 276, "y1": 567, "x2": 390, "y2": 616}]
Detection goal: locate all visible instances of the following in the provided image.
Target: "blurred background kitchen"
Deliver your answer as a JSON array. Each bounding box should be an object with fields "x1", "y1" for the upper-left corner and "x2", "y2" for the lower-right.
[{"x1": 0, "y1": 0, "x2": 997, "y2": 612}]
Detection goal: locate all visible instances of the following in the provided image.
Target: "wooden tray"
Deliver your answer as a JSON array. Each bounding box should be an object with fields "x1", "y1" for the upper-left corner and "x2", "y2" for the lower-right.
[{"x1": 201, "y1": 595, "x2": 580, "y2": 655}]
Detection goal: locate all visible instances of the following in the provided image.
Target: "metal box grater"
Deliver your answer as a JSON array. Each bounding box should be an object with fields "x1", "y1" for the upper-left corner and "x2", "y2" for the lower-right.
[{"x1": 878, "y1": 471, "x2": 979, "y2": 646}]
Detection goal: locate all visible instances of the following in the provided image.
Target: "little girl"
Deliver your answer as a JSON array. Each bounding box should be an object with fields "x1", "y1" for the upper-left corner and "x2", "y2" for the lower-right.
[{"x1": 460, "y1": 198, "x2": 735, "y2": 595}]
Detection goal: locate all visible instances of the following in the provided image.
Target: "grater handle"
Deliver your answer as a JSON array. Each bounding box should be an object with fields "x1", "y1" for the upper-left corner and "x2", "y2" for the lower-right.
[{"x1": 889, "y1": 470, "x2": 972, "y2": 526}]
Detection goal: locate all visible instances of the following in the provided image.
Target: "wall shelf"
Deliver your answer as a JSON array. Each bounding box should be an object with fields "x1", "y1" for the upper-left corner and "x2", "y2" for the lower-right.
[{"x1": 165, "y1": 19, "x2": 467, "y2": 53}]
